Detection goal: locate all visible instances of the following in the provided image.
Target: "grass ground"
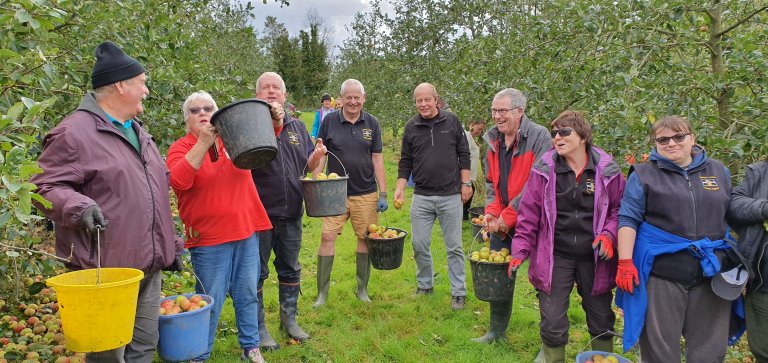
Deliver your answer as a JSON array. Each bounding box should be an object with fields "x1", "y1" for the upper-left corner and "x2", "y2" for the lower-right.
[{"x1": 153, "y1": 111, "x2": 753, "y2": 362}]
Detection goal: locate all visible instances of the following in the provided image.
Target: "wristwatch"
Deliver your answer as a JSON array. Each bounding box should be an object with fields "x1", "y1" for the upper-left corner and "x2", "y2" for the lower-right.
[{"x1": 461, "y1": 181, "x2": 472, "y2": 187}]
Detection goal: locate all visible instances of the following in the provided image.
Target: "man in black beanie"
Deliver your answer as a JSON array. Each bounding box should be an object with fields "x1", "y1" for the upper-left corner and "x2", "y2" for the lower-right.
[{"x1": 32, "y1": 41, "x2": 180, "y2": 363}]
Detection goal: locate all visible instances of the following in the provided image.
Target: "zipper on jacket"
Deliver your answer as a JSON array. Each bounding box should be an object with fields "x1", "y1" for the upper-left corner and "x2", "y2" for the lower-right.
[
  {"x1": 277, "y1": 133, "x2": 288, "y2": 216},
  {"x1": 141, "y1": 142, "x2": 159, "y2": 271},
  {"x1": 684, "y1": 171, "x2": 698, "y2": 237},
  {"x1": 430, "y1": 127, "x2": 434, "y2": 146},
  {"x1": 754, "y1": 242, "x2": 766, "y2": 292}
]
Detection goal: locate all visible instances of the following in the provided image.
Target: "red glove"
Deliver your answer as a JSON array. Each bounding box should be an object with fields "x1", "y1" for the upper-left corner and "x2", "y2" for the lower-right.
[
  {"x1": 592, "y1": 234, "x2": 614, "y2": 261},
  {"x1": 616, "y1": 259, "x2": 639, "y2": 294},
  {"x1": 508, "y1": 258, "x2": 522, "y2": 278}
]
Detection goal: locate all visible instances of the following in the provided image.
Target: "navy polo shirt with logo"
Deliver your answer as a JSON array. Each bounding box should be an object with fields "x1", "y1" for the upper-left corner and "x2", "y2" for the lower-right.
[{"x1": 317, "y1": 110, "x2": 382, "y2": 196}]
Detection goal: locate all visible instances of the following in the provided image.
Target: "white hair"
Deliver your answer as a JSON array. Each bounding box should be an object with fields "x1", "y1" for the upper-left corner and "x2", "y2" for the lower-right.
[
  {"x1": 494, "y1": 88, "x2": 527, "y2": 110},
  {"x1": 340, "y1": 79, "x2": 365, "y2": 96},
  {"x1": 256, "y1": 72, "x2": 287, "y2": 93}
]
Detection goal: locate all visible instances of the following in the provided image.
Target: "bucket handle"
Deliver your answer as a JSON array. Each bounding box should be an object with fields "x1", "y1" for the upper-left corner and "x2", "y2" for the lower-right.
[
  {"x1": 466, "y1": 224, "x2": 488, "y2": 259},
  {"x1": 95, "y1": 225, "x2": 103, "y2": 285},
  {"x1": 302, "y1": 150, "x2": 348, "y2": 178}
]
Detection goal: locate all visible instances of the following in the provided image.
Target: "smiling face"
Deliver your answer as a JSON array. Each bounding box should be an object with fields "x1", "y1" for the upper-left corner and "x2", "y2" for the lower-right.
[
  {"x1": 117, "y1": 73, "x2": 149, "y2": 119},
  {"x1": 322, "y1": 99, "x2": 332, "y2": 109},
  {"x1": 469, "y1": 123, "x2": 485, "y2": 138},
  {"x1": 491, "y1": 95, "x2": 523, "y2": 136},
  {"x1": 255, "y1": 73, "x2": 287, "y2": 105},
  {"x1": 552, "y1": 127, "x2": 586, "y2": 158},
  {"x1": 655, "y1": 127, "x2": 695, "y2": 167},
  {"x1": 341, "y1": 84, "x2": 366, "y2": 120},
  {"x1": 414, "y1": 84, "x2": 439, "y2": 119},
  {"x1": 185, "y1": 99, "x2": 216, "y2": 137}
]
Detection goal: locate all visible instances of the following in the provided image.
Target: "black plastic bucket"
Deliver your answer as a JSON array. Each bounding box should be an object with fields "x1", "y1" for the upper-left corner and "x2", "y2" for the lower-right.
[
  {"x1": 367, "y1": 227, "x2": 408, "y2": 270},
  {"x1": 469, "y1": 259, "x2": 515, "y2": 302},
  {"x1": 471, "y1": 222, "x2": 484, "y2": 238},
  {"x1": 211, "y1": 99, "x2": 277, "y2": 169},
  {"x1": 468, "y1": 207, "x2": 484, "y2": 220},
  {"x1": 301, "y1": 151, "x2": 349, "y2": 217}
]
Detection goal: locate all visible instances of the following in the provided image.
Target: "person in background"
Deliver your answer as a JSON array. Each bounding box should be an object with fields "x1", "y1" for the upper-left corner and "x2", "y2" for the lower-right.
[
  {"x1": 508, "y1": 111, "x2": 625, "y2": 361},
  {"x1": 615, "y1": 116, "x2": 735, "y2": 362},
  {"x1": 334, "y1": 95, "x2": 343, "y2": 110},
  {"x1": 474, "y1": 87, "x2": 550, "y2": 344},
  {"x1": 394, "y1": 83, "x2": 471, "y2": 310},
  {"x1": 252, "y1": 72, "x2": 327, "y2": 350},
  {"x1": 728, "y1": 160, "x2": 768, "y2": 362},
  {"x1": 313, "y1": 79, "x2": 387, "y2": 307},
  {"x1": 311, "y1": 93, "x2": 334, "y2": 141},
  {"x1": 462, "y1": 120, "x2": 485, "y2": 220},
  {"x1": 32, "y1": 41, "x2": 181, "y2": 363},
  {"x1": 167, "y1": 91, "x2": 273, "y2": 363}
]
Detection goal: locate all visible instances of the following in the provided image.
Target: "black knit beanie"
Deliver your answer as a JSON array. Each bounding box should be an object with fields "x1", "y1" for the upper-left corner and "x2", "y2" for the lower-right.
[{"x1": 91, "y1": 41, "x2": 145, "y2": 89}]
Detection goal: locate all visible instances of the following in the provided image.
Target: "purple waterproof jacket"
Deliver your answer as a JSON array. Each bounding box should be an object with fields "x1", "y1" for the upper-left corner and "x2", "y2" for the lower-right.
[
  {"x1": 511, "y1": 146, "x2": 625, "y2": 295},
  {"x1": 31, "y1": 93, "x2": 180, "y2": 273}
]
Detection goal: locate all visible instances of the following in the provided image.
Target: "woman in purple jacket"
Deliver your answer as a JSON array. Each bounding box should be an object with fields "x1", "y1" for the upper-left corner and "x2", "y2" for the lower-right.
[{"x1": 508, "y1": 111, "x2": 625, "y2": 362}]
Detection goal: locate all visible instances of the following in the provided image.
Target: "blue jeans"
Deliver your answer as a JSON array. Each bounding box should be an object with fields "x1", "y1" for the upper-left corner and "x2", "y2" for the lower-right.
[
  {"x1": 410, "y1": 194, "x2": 466, "y2": 296},
  {"x1": 190, "y1": 233, "x2": 261, "y2": 360}
]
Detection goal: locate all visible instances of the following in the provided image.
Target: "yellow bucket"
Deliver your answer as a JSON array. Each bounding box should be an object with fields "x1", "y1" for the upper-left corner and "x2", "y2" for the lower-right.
[{"x1": 46, "y1": 268, "x2": 144, "y2": 352}]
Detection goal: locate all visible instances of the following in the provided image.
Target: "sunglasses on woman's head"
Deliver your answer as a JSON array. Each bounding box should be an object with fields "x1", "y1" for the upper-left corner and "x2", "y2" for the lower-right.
[
  {"x1": 655, "y1": 133, "x2": 690, "y2": 145},
  {"x1": 550, "y1": 127, "x2": 573, "y2": 138},
  {"x1": 189, "y1": 106, "x2": 215, "y2": 115}
]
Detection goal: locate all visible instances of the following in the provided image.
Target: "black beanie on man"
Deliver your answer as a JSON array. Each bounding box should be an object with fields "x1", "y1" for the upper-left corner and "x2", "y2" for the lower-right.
[{"x1": 91, "y1": 41, "x2": 146, "y2": 89}]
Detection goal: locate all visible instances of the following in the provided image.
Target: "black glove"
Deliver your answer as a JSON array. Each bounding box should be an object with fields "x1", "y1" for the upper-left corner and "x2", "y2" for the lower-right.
[
  {"x1": 81, "y1": 205, "x2": 108, "y2": 235},
  {"x1": 164, "y1": 255, "x2": 184, "y2": 272}
]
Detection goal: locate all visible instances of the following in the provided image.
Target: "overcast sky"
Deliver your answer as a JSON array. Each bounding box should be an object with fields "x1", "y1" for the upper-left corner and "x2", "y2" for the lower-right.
[{"x1": 246, "y1": 0, "x2": 393, "y2": 50}]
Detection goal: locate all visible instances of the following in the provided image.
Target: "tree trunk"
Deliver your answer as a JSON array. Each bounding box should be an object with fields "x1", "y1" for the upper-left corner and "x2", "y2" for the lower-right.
[{"x1": 706, "y1": 2, "x2": 731, "y2": 131}]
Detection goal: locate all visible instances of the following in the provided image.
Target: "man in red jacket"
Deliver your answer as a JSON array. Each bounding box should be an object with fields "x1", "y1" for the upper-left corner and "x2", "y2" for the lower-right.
[
  {"x1": 472, "y1": 87, "x2": 550, "y2": 344},
  {"x1": 32, "y1": 41, "x2": 180, "y2": 363}
]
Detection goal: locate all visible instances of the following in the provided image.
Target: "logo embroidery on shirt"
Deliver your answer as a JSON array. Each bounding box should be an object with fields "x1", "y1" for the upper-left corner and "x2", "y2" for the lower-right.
[
  {"x1": 362, "y1": 128, "x2": 373, "y2": 140},
  {"x1": 287, "y1": 132, "x2": 300, "y2": 145},
  {"x1": 584, "y1": 178, "x2": 595, "y2": 195},
  {"x1": 700, "y1": 176, "x2": 719, "y2": 191}
]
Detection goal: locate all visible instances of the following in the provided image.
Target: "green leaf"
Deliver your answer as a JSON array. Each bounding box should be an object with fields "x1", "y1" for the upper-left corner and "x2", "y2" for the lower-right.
[
  {"x1": 5, "y1": 250, "x2": 20, "y2": 258},
  {"x1": 0, "y1": 48, "x2": 20, "y2": 59},
  {"x1": 31, "y1": 192, "x2": 52, "y2": 209},
  {"x1": 2, "y1": 175, "x2": 22, "y2": 192},
  {"x1": 6, "y1": 102, "x2": 25, "y2": 121},
  {"x1": 15, "y1": 10, "x2": 32, "y2": 23},
  {"x1": 28, "y1": 281, "x2": 46, "y2": 295}
]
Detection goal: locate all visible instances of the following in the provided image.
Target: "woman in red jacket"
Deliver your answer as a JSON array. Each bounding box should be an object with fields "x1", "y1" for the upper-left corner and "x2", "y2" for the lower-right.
[{"x1": 167, "y1": 91, "x2": 272, "y2": 363}]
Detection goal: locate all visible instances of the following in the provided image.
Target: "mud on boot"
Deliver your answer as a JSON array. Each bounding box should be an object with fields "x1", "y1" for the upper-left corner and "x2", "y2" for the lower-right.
[{"x1": 279, "y1": 283, "x2": 310, "y2": 342}]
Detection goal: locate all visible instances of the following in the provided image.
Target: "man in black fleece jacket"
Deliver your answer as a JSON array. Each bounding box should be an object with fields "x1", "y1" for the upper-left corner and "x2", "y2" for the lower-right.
[{"x1": 394, "y1": 83, "x2": 472, "y2": 310}]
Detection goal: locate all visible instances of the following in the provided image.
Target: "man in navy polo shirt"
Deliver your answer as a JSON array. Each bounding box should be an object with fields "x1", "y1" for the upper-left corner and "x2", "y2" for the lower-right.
[
  {"x1": 252, "y1": 72, "x2": 327, "y2": 349},
  {"x1": 312, "y1": 79, "x2": 388, "y2": 307}
]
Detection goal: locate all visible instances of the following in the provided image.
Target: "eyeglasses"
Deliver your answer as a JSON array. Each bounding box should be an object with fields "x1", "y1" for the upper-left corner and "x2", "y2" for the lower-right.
[
  {"x1": 550, "y1": 128, "x2": 574, "y2": 138},
  {"x1": 655, "y1": 133, "x2": 690, "y2": 145},
  {"x1": 490, "y1": 108, "x2": 517, "y2": 116},
  {"x1": 189, "y1": 106, "x2": 215, "y2": 115}
]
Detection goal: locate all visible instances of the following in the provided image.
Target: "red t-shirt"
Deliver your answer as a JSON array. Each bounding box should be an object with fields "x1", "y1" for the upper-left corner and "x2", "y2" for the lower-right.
[{"x1": 167, "y1": 133, "x2": 271, "y2": 248}]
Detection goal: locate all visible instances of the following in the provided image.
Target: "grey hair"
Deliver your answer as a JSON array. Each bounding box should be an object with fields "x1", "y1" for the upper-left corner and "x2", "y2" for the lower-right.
[
  {"x1": 256, "y1": 72, "x2": 286, "y2": 93},
  {"x1": 494, "y1": 88, "x2": 527, "y2": 111},
  {"x1": 340, "y1": 79, "x2": 365, "y2": 96},
  {"x1": 182, "y1": 91, "x2": 218, "y2": 133},
  {"x1": 93, "y1": 84, "x2": 116, "y2": 100}
]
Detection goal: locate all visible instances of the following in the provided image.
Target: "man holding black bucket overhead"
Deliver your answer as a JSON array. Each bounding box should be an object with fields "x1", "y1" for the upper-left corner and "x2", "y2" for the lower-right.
[
  {"x1": 312, "y1": 78, "x2": 388, "y2": 307},
  {"x1": 251, "y1": 72, "x2": 327, "y2": 350},
  {"x1": 31, "y1": 41, "x2": 181, "y2": 362}
]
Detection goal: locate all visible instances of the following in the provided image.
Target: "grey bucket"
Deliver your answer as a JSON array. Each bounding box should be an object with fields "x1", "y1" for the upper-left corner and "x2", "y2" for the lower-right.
[
  {"x1": 468, "y1": 206, "x2": 484, "y2": 220},
  {"x1": 210, "y1": 99, "x2": 277, "y2": 169},
  {"x1": 300, "y1": 151, "x2": 348, "y2": 217},
  {"x1": 366, "y1": 228, "x2": 408, "y2": 270}
]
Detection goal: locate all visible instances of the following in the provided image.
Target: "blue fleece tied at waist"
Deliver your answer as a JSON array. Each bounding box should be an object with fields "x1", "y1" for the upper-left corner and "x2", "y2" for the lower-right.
[{"x1": 615, "y1": 222, "x2": 731, "y2": 352}]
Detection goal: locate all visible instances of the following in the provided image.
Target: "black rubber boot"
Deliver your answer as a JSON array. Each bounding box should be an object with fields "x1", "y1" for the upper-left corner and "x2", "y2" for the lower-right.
[
  {"x1": 278, "y1": 283, "x2": 310, "y2": 342},
  {"x1": 312, "y1": 255, "x2": 334, "y2": 308},
  {"x1": 355, "y1": 252, "x2": 371, "y2": 302},
  {"x1": 470, "y1": 299, "x2": 512, "y2": 343},
  {"x1": 257, "y1": 286, "x2": 279, "y2": 351},
  {"x1": 591, "y1": 335, "x2": 614, "y2": 353}
]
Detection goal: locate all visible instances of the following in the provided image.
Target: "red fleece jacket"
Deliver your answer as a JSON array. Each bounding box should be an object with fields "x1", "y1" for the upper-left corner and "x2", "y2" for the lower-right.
[{"x1": 167, "y1": 133, "x2": 271, "y2": 248}]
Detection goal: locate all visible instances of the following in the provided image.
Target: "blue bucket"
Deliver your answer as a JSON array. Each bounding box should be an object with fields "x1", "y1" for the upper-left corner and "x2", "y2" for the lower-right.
[
  {"x1": 576, "y1": 351, "x2": 633, "y2": 363},
  {"x1": 158, "y1": 294, "x2": 214, "y2": 362}
]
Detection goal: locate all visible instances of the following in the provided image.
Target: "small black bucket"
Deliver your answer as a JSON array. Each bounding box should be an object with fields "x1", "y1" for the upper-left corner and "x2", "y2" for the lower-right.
[
  {"x1": 471, "y1": 222, "x2": 484, "y2": 238},
  {"x1": 301, "y1": 151, "x2": 349, "y2": 217},
  {"x1": 468, "y1": 207, "x2": 484, "y2": 220},
  {"x1": 367, "y1": 228, "x2": 408, "y2": 270},
  {"x1": 469, "y1": 259, "x2": 515, "y2": 302},
  {"x1": 211, "y1": 99, "x2": 277, "y2": 169}
]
